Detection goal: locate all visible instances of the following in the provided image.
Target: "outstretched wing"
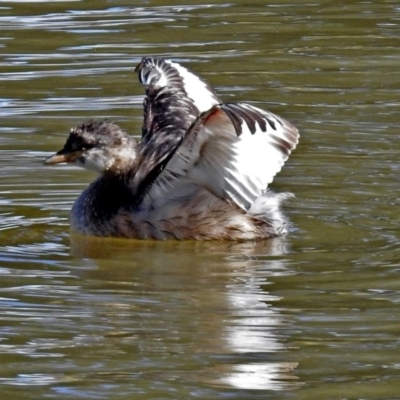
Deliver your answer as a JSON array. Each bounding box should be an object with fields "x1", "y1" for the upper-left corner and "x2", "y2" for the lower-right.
[
  {"x1": 133, "y1": 57, "x2": 221, "y2": 195},
  {"x1": 140, "y1": 103, "x2": 299, "y2": 210}
]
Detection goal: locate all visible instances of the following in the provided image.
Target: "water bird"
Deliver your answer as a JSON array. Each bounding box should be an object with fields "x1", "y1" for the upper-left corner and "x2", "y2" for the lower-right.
[{"x1": 44, "y1": 57, "x2": 299, "y2": 240}]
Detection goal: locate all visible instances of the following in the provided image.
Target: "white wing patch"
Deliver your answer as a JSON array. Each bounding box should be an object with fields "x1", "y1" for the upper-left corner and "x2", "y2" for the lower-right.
[
  {"x1": 142, "y1": 103, "x2": 299, "y2": 211},
  {"x1": 221, "y1": 105, "x2": 298, "y2": 208},
  {"x1": 166, "y1": 60, "x2": 220, "y2": 112}
]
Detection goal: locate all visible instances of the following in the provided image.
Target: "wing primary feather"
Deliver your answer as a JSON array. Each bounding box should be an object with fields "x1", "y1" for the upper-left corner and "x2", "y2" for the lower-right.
[
  {"x1": 218, "y1": 105, "x2": 244, "y2": 136},
  {"x1": 220, "y1": 103, "x2": 275, "y2": 135},
  {"x1": 265, "y1": 117, "x2": 277, "y2": 130},
  {"x1": 270, "y1": 133, "x2": 293, "y2": 156},
  {"x1": 235, "y1": 104, "x2": 267, "y2": 133}
]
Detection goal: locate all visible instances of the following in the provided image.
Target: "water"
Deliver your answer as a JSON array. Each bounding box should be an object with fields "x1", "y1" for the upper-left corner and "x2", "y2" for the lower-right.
[{"x1": 1, "y1": 0, "x2": 400, "y2": 398}]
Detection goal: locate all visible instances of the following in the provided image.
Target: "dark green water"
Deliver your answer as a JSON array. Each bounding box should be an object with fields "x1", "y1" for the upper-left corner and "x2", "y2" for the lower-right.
[{"x1": 1, "y1": 0, "x2": 400, "y2": 398}]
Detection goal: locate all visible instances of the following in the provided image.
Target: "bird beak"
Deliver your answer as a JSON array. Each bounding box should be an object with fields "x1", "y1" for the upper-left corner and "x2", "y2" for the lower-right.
[{"x1": 43, "y1": 150, "x2": 83, "y2": 165}]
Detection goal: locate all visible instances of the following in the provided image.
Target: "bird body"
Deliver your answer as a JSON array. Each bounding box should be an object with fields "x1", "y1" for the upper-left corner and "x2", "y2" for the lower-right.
[{"x1": 44, "y1": 57, "x2": 299, "y2": 241}]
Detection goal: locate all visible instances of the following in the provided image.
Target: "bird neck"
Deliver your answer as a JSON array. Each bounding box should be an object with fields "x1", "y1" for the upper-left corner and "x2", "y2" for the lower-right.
[{"x1": 70, "y1": 174, "x2": 135, "y2": 236}]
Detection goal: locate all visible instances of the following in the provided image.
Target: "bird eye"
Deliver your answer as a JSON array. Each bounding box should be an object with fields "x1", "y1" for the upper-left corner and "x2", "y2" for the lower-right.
[{"x1": 80, "y1": 144, "x2": 95, "y2": 152}]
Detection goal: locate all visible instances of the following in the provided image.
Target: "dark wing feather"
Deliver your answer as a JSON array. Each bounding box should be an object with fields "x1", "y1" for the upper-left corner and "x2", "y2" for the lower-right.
[{"x1": 132, "y1": 57, "x2": 220, "y2": 197}]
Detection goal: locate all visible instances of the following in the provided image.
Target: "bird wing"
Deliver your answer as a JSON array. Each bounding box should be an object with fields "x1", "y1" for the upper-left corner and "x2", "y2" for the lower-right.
[
  {"x1": 132, "y1": 57, "x2": 221, "y2": 197},
  {"x1": 140, "y1": 102, "x2": 299, "y2": 210},
  {"x1": 135, "y1": 57, "x2": 220, "y2": 115}
]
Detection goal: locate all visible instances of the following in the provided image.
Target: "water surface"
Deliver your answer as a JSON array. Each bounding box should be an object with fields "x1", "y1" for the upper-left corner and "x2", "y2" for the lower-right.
[{"x1": 1, "y1": 0, "x2": 400, "y2": 399}]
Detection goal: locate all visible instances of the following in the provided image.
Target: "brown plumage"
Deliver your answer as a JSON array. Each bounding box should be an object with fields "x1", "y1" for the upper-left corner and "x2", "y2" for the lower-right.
[{"x1": 44, "y1": 57, "x2": 299, "y2": 240}]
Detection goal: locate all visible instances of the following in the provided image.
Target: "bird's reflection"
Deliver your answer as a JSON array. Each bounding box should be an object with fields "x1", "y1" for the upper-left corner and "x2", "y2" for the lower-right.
[
  {"x1": 210, "y1": 261, "x2": 300, "y2": 390},
  {"x1": 70, "y1": 234, "x2": 301, "y2": 391}
]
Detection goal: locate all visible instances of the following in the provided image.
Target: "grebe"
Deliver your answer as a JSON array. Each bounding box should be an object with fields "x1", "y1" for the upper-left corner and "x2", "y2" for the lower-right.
[{"x1": 44, "y1": 57, "x2": 299, "y2": 240}]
